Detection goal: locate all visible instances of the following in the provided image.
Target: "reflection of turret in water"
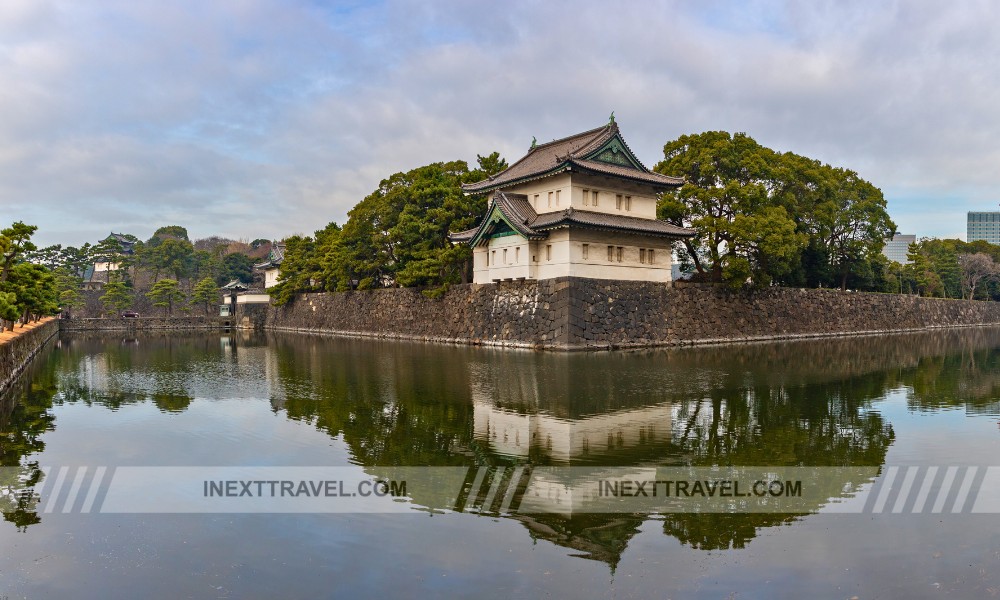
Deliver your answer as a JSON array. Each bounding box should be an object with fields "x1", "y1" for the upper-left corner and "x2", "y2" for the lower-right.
[{"x1": 474, "y1": 397, "x2": 673, "y2": 464}]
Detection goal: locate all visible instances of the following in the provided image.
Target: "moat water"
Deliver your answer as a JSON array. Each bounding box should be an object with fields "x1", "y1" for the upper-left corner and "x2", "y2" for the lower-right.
[{"x1": 2, "y1": 330, "x2": 1000, "y2": 598}]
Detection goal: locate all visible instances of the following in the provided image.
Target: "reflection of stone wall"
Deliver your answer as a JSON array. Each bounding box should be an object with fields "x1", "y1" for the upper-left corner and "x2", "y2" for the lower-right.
[
  {"x1": 248, "y1": 277, "x2": 1000, "y2": 350},
  {"x1": 59, "y1": 316, "x2": 231, "y2": 332},
  {"x1": 0, "y1": 319, "x2": 58, "y2": 394}
]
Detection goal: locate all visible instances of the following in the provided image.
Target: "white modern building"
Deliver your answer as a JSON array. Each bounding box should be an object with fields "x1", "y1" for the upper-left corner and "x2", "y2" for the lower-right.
[
  {"x1": 451, "y1": 120, "x2": 695, "y2": 284},
  {"x1": 882, "y1": 234, "x2": 916, "y2": 264},
  {"x1": 968, "y1": 212, "x2": 1000, "y2": 245}
]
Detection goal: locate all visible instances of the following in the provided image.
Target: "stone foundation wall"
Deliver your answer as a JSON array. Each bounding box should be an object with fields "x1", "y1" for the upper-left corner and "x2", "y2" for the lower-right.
[
  {"x1": 245, "y1": 278, "x2": 1000, "y2": 350},
  {"x1": 255, "y1": 279, "x2": 570, "y2": 348},
  {"x1": 0, "y1": 319, "x2": 59, "y2": 394}
]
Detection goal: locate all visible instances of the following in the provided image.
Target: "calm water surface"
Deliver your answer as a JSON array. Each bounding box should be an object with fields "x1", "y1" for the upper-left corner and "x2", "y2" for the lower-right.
[{"x1": 2, "y1": 330, "x2": 1000, "y2": 598}]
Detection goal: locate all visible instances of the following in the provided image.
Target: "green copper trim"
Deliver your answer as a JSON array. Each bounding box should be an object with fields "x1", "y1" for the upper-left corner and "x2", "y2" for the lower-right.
[
  {"x1": 468, "y1": 202, "x2": 528, "y2": 247},
  {"x1": 585, "y1": 134, "x2": 645, "y2": 170}
]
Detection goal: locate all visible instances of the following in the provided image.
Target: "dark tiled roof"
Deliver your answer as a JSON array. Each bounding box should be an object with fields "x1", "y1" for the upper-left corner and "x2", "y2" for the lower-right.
[
  {"x1": 253, "y1": 243, "x2": 285, "y2": 270},
  {"x1": 493, "y1": 193, "x2": 547, "y2": 239},
  {"x1": 449, "y1": 227, "x2": 477, "y2": 243},
  {"x1": 448, "y1": 192, "x2": 695, "y2": 245},
  {"x1": 104, "y1": 232, "x2": 136, "y2": 254},
  {"x1": 532, "y1": 207, "x2": 695, "y2": 237},
  {"x1": 569, "y1": 159, "x2": 683, "y2": 186},
  {"x1": 462, "y1": 122, "x2": 682, "y2": 193}
]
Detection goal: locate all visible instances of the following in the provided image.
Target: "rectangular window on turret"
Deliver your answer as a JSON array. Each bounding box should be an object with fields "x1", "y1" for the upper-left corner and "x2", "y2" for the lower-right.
[
  {"x1": 503, "y1": 249, "x2": 507, "y2": 264},
  {"x1": 616, "y1": 194, "x2": 623, "y2": 209},
  {"x1": 640, "y1": 248, "x2": 646, "y2": 264},
  {"x1": 607, "y1": 245, "x2": 614, "y2": 261},
  {"x1": 648, "y1": 249, "x2": 655, "y2": 264},
  {"x1": 492, "y1": 250, "x2": 496, "y2": 266},
  {"x1": 555, "y1": 190, "x2": 561, "y2": 206},
  {"x1": 546, "y1": 245, "x2": 552, "y2": 261},
  {"x1": 534, "y1": 194, "x2": 539, "y2": 208},
  {"x1": 616, "y1": 247, "x2": 623, "y2": 262},
  {"x1": 548, "y1": 192, "x2": 553, "y2": 207},
  {"x1": 515, "y1": 247, "x2": 520, "y2": 263},
  {"x1": 625, "y1": 196, "x2": 632, "y2": 211},
  {"x1": 583, "y1": 189, "x2": 589, "y2": 206},
  {"x1": 582, "y1": 244, "x2": 589, "y2": 259},
  {"x1": 593, "y1": 191, "x2": 599, "y2": 206}
]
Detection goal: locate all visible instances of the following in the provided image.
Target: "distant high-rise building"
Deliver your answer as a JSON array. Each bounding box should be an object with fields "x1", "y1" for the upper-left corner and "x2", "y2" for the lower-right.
[
  {"x1": 968, "y1": 211, "x2": 1000, "y2": 244},
  {"x1": 882, "y1": 234, "x2": 916, "y2": 264}
]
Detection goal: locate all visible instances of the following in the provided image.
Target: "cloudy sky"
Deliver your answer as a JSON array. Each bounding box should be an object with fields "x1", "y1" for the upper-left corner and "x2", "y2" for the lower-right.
[{"x1": 1, "y1": 0, "x2": 997, "y2": 247}]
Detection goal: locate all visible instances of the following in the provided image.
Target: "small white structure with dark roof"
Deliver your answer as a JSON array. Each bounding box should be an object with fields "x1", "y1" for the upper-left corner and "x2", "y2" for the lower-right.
[
  {"x1": 450, "y1": 120, "x2": 695, "y2": 284},
  {"x1": 253, "y1": 243, "x2": 285, "y2": 289}
]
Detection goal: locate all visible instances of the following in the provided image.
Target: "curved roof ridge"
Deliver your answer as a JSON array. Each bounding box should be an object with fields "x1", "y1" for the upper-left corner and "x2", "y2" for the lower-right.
[
  {"x1": 461, "y1": 121, "x2": 683, "y2": 194},
  {"x1": 533, "y1": 123, "x2": 612, "y2": 153},
  {"x1": 462, "y1": 123, "x2": 615, "y2": 194}
]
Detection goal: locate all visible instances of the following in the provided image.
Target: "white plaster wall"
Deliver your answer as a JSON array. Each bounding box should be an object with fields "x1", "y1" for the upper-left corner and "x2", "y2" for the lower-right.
[
  {"x1": 480, "y1": 234, "x2": 532, "y2": 282},
  {"x1": 566, "y1": 229, "x2": 674, "y2": 283},
  {"x1": 573, "y1": 185, "x2": 658, "y2": 219},
  {"x1": 93, "y1": 261, "x2": 120, "y2": 272},
  {"x1": 507, "y1": 174, "x2": 572, "y2": 215},
  {"x1": 530, "y1": 229, "x2": 572, "y2": 280},
  {"x1": 473, "y1": 227, "x2": 675, "y2": 283},
  {"x1": 263, "y1": 268, "x2": 281, "y2": 289},
  {"x1": 508, "y1": 173, "x2": 662, "y2": 219}
]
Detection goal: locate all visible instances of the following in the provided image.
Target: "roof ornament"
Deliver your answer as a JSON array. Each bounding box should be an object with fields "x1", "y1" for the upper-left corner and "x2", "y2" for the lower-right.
[
  {"x1": 609, "y1": 111, "x2": 615, "y2": 124},
  {"x1": 530, "y1": 136, "x2": 537, "y2": 150}
]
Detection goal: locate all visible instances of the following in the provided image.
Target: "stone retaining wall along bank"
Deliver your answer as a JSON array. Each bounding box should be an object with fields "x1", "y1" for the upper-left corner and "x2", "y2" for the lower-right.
[
  {"x1": 243, "y1": 277, "x2": 1000, "y2": 350},
  {"x1": 0, "y1": 319, "x2": 59, "y2": 393}
]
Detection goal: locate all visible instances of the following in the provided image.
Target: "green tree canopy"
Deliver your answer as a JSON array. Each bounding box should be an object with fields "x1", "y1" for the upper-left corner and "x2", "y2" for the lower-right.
[
  {"x1": 656, "y1": 131, "x2": 894, "y2": 290},
  {"x1": 151, "y1": 225, "x2": 189, "y2": 241},
  {"x1": 3, "y1": 263, "x2": 58, "y2": 323},
  {"x1": 0, "y1": 221, "x2": 38, "y2": 283},
  {"x1": 221, "y1": 252, "x2": 254, "y2": 284},
  {"x1": 55, "y1": 268, "x2": 84, "y2": 318},
  {"x1": 99, "y1": 281, "x2": 133, "y2": 315},
  {"x1": 190, "y1": 277, "x2": 219, "y2": 314},
  {"x1": 143, "y1": 238, "x2": 194, "y2": 281},
  {"x1": 147, "y1": 279, "x2": 185, "y2": 315},
  {"x1": 655, "y1": 132, "x2": 806, "y2": 287}
]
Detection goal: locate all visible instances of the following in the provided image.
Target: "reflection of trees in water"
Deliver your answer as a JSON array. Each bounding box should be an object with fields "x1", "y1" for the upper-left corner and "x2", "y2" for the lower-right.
[
  {"x1": 906, "y1": 345, "x2": 1000, "y2": 414},
  {"x1": 268, "y1": 334, "x2": 904, "y2": 557},
  {"x1": 271, "y1": 335, "x2": 480, "y2": 466},
  {"x1": 661, "y1": 513, "x2": 799, "y2": 551},
  {"x1": 50, "y1": 334, "x2": 222, "y2": 412},
  {"x1": 0, "y1": 348, "x2": 58, "y2": 530},
  {"x1": 659, "y1": 376, "x2": 895, "y2": 550},
  {"x1": 671, "y1": 379, "x2": 894, "y2": 467},
  {"x1": 6, "y1": 327, "x2": 1000, "y2": 544}
]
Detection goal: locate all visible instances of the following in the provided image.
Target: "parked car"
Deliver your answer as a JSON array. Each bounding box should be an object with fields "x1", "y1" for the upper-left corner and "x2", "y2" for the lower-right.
[{"x1": 121, "y1": 311, "x2": 140, "y2": 318}]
